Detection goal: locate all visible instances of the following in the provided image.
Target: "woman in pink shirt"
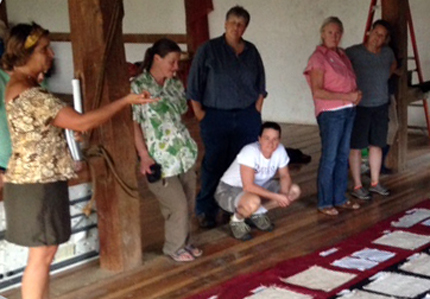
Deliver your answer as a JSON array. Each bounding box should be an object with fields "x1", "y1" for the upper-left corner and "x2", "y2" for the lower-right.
[{"x1": 304, "y1": 17, "x2": 361, "y2": 216}]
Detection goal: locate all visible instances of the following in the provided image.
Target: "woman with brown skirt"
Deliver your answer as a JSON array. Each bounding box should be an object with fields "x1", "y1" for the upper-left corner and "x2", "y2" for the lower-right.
[{"x1": 2, "y1": 23, "x2": 155, "y2": 299}]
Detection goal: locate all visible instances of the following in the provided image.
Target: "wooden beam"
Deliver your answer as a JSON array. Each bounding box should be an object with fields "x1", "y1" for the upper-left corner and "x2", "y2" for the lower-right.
[
  {"x1": 184, "y1": 0, "x2": 212, "y2": 54},
  {"x1": 68, "y1": 0, "x2": 142, "y2": 272},
  {"x1": 50, "y1": 32, "x2": 187, "y2": 44},
  {"x1": 0, "y1": 0, "x2": 8, "y2": 26},
  {"x1": 49, "y1": 32, "x2": 72, "y2": 42},
  {"x1": 382, "y1": 0, "x2": 409, "y2": 171},
  {"x1": 123, "y1": 33, "x2": 187, "y2": 44}
]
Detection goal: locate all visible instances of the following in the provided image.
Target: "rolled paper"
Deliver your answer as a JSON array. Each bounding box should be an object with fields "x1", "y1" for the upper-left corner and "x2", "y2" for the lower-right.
[
  {"x1": 66, "y1": 129, "x2": 81, "y2": 161},
  {"x1": 72, "y1": 79, "x2": 83, "y2": 113},
  {"x1": 66, "y1": 78, "x2": 83, "y2": 161}
]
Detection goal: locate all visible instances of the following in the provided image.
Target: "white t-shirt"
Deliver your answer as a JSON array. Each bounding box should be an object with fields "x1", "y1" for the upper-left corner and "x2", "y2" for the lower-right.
[{"x1": 220, "y1": 142, "x2": 290, "y2": 187}]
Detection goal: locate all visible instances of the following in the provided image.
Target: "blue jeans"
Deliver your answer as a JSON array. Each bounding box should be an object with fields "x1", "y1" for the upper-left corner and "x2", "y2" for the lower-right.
[
  {"x1": 196, "y1": 104, "x2": 261, "y2": 219},
  {"x1": 317, "y1": 107, "x2": 356, "y2": 209}
]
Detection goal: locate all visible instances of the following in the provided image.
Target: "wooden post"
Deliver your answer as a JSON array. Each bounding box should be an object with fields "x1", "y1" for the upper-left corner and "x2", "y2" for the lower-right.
[
  {"x1": 0, "y1": 0, "x2": 7, "y2": 27},
  {"x1": 68, "y1": 0, "x2": 142, "y2": 271},
  {"x1": 184, "y1": 0, "x2": 212, "y2": 54},
  {"x1": 382, "y1": 0, "x2": 409, "y2": 171}
]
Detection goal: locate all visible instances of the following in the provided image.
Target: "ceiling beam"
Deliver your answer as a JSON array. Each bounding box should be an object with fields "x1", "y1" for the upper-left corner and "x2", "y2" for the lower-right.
[{"x1": 50, "y1": 32, "x2": 187, "y2": 44}]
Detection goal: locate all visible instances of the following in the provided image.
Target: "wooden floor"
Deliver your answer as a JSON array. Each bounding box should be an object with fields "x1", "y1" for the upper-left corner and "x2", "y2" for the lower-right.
[{"x1": 3, "y1": 121, "x2": 430, "y2": 299}]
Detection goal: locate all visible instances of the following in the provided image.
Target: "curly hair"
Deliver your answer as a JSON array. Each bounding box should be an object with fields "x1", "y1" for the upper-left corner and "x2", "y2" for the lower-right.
[{"x1": 2, "y1": 22, "x2": 49, "y2": 71}]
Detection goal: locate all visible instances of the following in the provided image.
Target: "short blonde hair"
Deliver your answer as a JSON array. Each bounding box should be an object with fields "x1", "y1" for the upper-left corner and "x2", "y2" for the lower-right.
[{"x1": 320, "y1": 16, "x2": 344, "y2": 34}]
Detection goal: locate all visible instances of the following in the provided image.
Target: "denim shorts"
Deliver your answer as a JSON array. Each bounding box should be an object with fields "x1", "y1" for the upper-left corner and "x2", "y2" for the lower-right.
[{"x1": 215, "y1": 180, "x2": 280, "y2": 213}]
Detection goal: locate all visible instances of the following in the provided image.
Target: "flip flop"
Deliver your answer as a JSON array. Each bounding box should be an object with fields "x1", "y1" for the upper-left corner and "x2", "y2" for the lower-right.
[
  {"x1": 318, "y1": 207, "x2": 339, "y2": 216},
  {"x1": 336, "y1": 200, "x2": 360, "y2": 210},
  {"x1": 169, "y1": 248, "x2": 195, "y2": 262},
  {"x1": 185, "y1": 244, "x2": 203, "y2": 258}
]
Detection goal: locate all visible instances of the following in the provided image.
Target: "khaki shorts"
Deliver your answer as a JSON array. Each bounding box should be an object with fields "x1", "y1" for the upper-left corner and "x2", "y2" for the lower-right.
[{"x1": 215, "y1": 180, "x2": 280, "y2": 213}]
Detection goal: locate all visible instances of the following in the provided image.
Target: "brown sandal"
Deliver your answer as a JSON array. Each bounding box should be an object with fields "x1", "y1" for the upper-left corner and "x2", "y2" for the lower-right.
[
  {"x1": 336, "y1": 200, "x2": 360, "y2": 210},
  {"x1": 318, "y1": 207, "x2": 339, "y2": 216}
]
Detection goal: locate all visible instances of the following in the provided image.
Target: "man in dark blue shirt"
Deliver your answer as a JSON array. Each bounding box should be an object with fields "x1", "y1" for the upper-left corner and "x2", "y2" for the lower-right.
[{"x1": 187, "y1": 5, "x2": 267, "y2": 228}]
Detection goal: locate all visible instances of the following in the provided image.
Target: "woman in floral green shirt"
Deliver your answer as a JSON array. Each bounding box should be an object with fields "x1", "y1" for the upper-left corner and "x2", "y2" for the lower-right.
[{"x1": 132, "y1": 38, "x2": 201, "y2": 262}]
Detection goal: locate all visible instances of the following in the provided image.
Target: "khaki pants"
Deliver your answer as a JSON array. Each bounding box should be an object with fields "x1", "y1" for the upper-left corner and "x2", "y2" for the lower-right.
[{"x1": 147, "y1": 167, "x2": 196, "y2": 255}]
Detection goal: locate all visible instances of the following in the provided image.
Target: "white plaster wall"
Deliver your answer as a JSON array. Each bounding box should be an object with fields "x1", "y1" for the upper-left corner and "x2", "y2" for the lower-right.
[
  {"x1": 210, "y1": 0, "x2": 369, "y2": 124},
  {"x1": 7, "y1": 0, "x2": 72, "y2": 93},
  {"x1": 48, "y1": 42, "x2": 74, "y2": 93},
  {"x1": 207, "y1": 0, "x2": 430, "y2": 125},
  {"x1": 6, "y1": 0, "x2": 187, "y2": 94},
  {"x1": 123, "y1": 0, "x2": 186, "y2": 33},
  {"x1": 7, "y1": 0, "x2": 186, "y2": 33},
  {"x1": 6, "y1": 0, "x2": 430, "y2": 126},
  {"x1": 408, "y1": 0, "x2": 430, "y2": 128},
  {"x1": 7, "y1": 0, "x2": 70, "y2": 32}
]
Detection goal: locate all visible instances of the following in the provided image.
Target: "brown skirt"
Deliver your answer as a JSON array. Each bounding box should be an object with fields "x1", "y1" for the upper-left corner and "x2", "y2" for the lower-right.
[{"x1": 4, "y1": 181, "x2": 71, "y2": 247}]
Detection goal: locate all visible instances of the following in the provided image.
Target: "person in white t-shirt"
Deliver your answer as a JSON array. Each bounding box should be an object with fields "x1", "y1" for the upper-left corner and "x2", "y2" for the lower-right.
[{"x1": 215, "y1": 122, "x2": 301, "y2": 240}]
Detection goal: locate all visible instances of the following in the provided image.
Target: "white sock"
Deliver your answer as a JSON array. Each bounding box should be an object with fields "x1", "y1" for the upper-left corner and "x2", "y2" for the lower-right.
[
  {"x1": 231, "y1": 213, "x2": 244, "y2": 222},
  {"x1": 253, "y1": 206, "x2": 268, "y2": 215}
]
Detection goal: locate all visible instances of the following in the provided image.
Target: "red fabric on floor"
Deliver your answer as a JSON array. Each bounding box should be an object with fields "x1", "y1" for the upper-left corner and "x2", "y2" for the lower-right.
[{"x1": 188, "y1": 199, "x2": 430, "y2": 299}]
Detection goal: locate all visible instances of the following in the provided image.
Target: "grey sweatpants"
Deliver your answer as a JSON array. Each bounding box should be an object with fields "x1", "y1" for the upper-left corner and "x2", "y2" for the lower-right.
[{"x1": 147, "y1": 167, "x2": 196, "y2": 255}]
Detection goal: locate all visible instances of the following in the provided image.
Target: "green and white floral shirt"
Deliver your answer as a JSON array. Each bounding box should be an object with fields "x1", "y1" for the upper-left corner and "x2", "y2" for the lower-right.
[{"x1": 131, "y1": 71, "x2": 197, "y2": 178}]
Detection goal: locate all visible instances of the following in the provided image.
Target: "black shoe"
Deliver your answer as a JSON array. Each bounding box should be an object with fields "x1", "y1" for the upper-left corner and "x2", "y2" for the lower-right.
[
  {"x1": 219, "y1": 210, "x2": 233, "y2": 225},
  {"x1": 380, "y1": 166, "x2": 393, "y2": 175},
  {"x1": 197, "y1": 214, "x2": 216, "y2": 229}
]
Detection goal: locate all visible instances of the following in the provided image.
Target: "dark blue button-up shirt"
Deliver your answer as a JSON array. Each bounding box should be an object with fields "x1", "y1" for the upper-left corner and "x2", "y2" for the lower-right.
[{"x1": 186, "y1": 35, "x2": 267, "y2": 110}]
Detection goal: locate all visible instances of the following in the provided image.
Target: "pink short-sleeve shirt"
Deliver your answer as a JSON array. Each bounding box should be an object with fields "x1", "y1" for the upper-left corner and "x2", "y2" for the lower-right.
[{"x1": 304, "y1": 45, "x2": 357, "y2": 117}]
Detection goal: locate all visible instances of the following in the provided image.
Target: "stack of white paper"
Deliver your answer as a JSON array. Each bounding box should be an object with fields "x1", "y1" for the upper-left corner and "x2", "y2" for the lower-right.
[
  {"x1": 332, "y1": 256, "x2": 378, "y2": 271},
  {"x1": 364, "y1": 272, "x2": 430, "y2": 298},
  {"x1": 338, "y1": 289, "x2": 393, "y2": 298},
  {"x1": 332, "y1": 248, "x2": 395, "y2": 271},
  {"x1": 281, "y1": 266, "x2": 356, "y2": 292},
  {"x1": 400, "y1": 253, "x2": 430, "y2": 277},
  {"x1": 392, "y1": 209, "x2": 430, "y2": 228},
  {"x1": 244, "y1": 286, "x2": 313, "y2": 299},
  {"x1": 372, "y1": 231, "x2": 430, "y2": 250},
  {"x1": 351, "y1": 248, "x2": 395, "y2": 262}
]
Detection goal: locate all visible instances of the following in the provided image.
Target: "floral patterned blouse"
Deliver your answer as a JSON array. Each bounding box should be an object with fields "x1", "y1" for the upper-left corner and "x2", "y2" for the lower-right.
[
  {"x1": 5, "y1": 87, "x2": 76, "y2": 183},
  {"x1": 131, "y1": 71, "x2": 198, "y2": 178}
]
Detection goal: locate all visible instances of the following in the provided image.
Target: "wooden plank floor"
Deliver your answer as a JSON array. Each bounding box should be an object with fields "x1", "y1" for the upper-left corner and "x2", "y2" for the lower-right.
[{"x1": 3, "y1": 121, "x2": 430, "y2": 299}]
